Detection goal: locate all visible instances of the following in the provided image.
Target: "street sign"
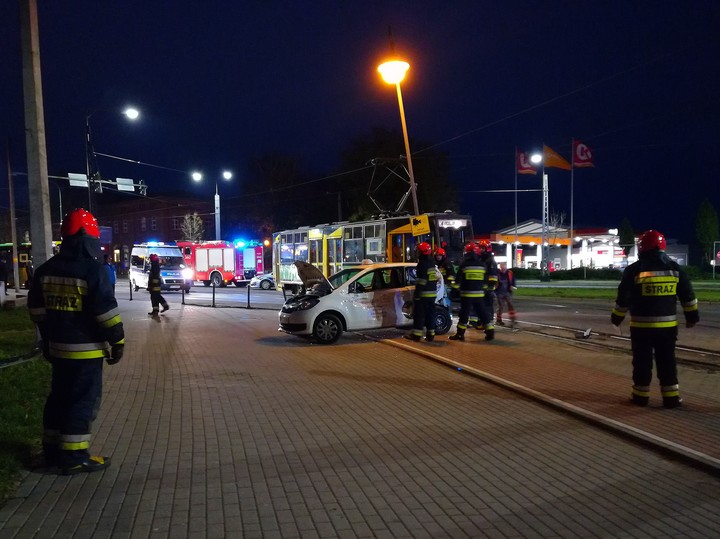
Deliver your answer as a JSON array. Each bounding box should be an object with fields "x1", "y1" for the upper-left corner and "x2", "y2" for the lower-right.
[{"x1": 68, "y1": 172, "x2": 88, "y2": 188}]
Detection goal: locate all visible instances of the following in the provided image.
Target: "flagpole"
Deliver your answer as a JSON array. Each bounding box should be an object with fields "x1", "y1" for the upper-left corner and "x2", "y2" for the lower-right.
[
  {"x1": 570, "y1": 138, "x2": 574, "y2": 270},
  {"x1": 510, "y1": 146, "x2": 518, "y2": 255}
]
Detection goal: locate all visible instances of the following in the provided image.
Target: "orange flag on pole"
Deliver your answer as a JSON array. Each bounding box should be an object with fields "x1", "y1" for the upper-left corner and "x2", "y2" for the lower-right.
[{"x1": 543, "y1": 144, "x2": 571, "y2": 170}]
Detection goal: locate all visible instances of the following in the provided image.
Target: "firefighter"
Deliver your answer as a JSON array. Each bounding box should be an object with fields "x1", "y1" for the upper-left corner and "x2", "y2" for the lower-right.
[
  {"x1": 611, "y1": 230, "x2": 699, "y2": 408},
  {"x1": 434, "y1": 247, "x2": 455, "y2": 288},
  {"x1": 476, "y1": 239, "x2": 498, "y2": 335},
  {"x1": 147, "y1": 253, "x2": 169, "y2": 316},
  {"x1": 28, "y1": 208, "x2": 125, "y2": 474},
  {"x1": 449, "y1": 242, "x2": 493, "y2": 341},
  {"x1": 405, "y1": 241, "x2": 438, "y2": 342}
]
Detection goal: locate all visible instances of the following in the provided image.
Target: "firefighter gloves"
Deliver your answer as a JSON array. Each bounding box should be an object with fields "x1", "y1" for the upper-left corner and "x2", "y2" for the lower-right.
[{"x1": 107, "y1": 344, "x2": 124, "y2": 365}]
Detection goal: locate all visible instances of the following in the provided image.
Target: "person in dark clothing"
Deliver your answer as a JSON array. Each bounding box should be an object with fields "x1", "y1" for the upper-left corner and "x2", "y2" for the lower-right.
[
  {"x1": 28, "y1": 208, "x2": 125, "y2": 475},
  {"x1": 611, "y1": 230, "x2": 699, "y2": 408},
  {"x1": 495, "y1": 263, "x2": 517, "y2": 327},
  {"x1": 476, "y1": 239, "x2": 498, "y2": 335},
  {"x1": 449, "y1": 243, "x2": 493, "y2": 341},
  {"x1": 405, "y1": 242, "x2": 438, "y2": 342},
  {"x1": 103, "y1": 254, "x2": 117, "y2": 295},
  {"x1": 147, "y1": 254, "x2": 169, "y2": 316}
]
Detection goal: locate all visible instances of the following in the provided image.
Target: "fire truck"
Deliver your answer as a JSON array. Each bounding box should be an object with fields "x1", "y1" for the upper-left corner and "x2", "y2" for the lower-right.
[{"x1": 177, "y1": 240, "x2": 264, "y2": 287}]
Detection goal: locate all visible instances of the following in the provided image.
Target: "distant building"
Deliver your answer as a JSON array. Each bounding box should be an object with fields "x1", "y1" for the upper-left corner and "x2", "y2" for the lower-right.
[
  {"x1": 476, "y1": 219, "x2": 689, "y2": 269},
  {"x1": 96, "y1": 195, "x2": 212, "y2": 275}
]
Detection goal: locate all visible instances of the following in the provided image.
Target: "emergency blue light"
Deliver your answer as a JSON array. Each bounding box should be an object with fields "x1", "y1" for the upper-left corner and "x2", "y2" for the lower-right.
[{"x1": 234, "y1": 239, "x2": 247, "y2": 248}]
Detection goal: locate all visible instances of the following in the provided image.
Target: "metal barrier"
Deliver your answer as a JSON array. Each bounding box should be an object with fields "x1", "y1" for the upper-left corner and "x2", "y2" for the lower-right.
[{"x1": 179, "y1": 283, "x2": 285, "y2": 311}]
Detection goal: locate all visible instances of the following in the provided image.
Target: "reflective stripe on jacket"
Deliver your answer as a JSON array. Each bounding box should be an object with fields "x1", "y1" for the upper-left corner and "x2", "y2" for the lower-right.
[{"x1": 611, "y1": 251, "x2": 699, "y2": 329}]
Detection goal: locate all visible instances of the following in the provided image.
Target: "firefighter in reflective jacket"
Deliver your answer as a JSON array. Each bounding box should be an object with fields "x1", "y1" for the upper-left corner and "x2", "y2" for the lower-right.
[
  {"x1": 450, "y1": 243, "x2": 494, "y2": 341},
  {"x1": 611, "y1": 230, "x2": 699, "y2": 408},
  {"x1": 28, "y1": 208, "x2": 125, "y2": 474},
  {"x1": 477, "y1": 239, "x2": 498, "y2": 333},
  {"x1": 405, "y1": 242, "x2": 438, "y2": 342}
]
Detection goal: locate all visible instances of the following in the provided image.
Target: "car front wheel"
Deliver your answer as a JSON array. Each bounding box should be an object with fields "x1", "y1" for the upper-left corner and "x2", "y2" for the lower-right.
[
  {"x1": 260, "y1": 279, "x2": 272, "y2": 290},
  {"x1": 434, "y1": 307, "x2": 452, "y2": 335},
  {"x1": 313, "y1": 313, "x2": 343, "y2": 344}
]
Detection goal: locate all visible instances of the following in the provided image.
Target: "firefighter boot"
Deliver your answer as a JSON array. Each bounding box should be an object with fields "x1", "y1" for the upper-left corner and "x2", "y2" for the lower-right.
[
  {"x1": 485, "y1": 328, "x2": 495, "y2": 341},
  {"x1": 662, "y1": 385, "x2": 683, "y2": 409},
  {"x1": 403, "y1": 333, "x2": 421, "y2": 342},
  {"x1": 630, "y1": 385, "x2": 650, "y2": 407},
  {"x1": 496, "y1": 317, "x2": 506, "y2": 326},
  {"x1": 148, "y1": 309, "x2": 159, "y2": 316},
  {"x1": 161, "y1": 303, "x2": 170, "y2": 313},
  {"x1": 449, "y1": 328, "x2": 465, "y2": 341},
  {"x1": 61, "y1": 455, "x2": 111, "y2": 476},
  {"x1": 425, "y1": 331, "x2": 435, "y2": 342}
]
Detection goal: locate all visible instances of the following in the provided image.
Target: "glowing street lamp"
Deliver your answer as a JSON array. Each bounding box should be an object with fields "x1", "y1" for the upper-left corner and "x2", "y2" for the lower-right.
[
  {"x1": 192, "y1": 170, "x2": 233, "y2": 240},
  {"x1": 85, "y1": 106, "x2": 140, "y2": 213},
  {"x1": 377, "y1": 59, "x2": 419, "y2": 216},
  {"x1": 530, "y1": 153, "x2": 549, "y2": 274}
]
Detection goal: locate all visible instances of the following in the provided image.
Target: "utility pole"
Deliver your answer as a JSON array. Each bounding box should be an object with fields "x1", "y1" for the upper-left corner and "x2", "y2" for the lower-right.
[
  {"x1": 20, "y1": 0, "x2": 53, "y2": 266},
  {"x1": 6, "y1": 141, "x2": 21, "y2": 293}
]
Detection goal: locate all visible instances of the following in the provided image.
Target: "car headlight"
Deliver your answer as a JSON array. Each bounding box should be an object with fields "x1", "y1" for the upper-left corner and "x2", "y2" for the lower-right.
[
  {"x1": 282, "y1": 296, "x2": 320, "y2": 313},
  {"x1": 181, "y1": 268, "x2": 194, "y2": 279}
]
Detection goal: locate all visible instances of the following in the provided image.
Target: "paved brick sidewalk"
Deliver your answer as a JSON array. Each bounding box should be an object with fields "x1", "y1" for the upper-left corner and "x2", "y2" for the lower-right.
[
  {"x1": 1, "y1": 298, "x2": 720, "y2": 538},
  {"x1": 388, "y1": 327, "x2": 720, "y2": 473}
]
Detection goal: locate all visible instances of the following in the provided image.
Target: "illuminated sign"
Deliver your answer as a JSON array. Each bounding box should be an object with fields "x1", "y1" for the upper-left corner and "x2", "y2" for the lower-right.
[{"x1": 438, "y1": 219, "x2": 467, "y2": 228}]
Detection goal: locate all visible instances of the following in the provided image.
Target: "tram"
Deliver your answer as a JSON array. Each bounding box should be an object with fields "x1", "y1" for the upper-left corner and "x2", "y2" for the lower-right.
[{"x1": 272, "y1": 211, "x2": 473, "y2": 293}]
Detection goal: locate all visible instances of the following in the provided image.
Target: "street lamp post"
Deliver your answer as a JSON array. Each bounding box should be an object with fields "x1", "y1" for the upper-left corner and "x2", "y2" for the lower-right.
[
  {"x1": 378, "y1": 59, "x2": 419, "y2": 216},
  {"x1": 192, "y1": 170, "x2": 232, "y2": 240},
  {"x1": 530, "y1": 153, "x2": 549, "y2": 274},
  {"x1": 85, "y1": 107, "x2": 140, "y2": 213}
]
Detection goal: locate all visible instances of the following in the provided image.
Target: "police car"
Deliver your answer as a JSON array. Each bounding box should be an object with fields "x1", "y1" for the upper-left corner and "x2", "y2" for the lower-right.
[{"x1": 278, "y1": 261, "x2": 452, "y2": 344}]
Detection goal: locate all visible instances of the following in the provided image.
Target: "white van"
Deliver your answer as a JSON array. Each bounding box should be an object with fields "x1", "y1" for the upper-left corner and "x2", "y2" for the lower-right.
[{"x1": 130, "y1": 243, "x2": 193, "y2": 292}]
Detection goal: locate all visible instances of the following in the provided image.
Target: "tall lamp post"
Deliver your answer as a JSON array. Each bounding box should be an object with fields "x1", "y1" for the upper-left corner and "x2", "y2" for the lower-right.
[
  {"x1": 377, "y1": 59, "x2": 419, "y2": 216},
  {"x1": 530, "y1": 153, "x2": 548, "y2": 273},
  {"x1": 192, "y1": 170, "x2": 232, "y2": 240},
  {"x1": 85, "y1": 106, "x2": 140, "y2": 213}
]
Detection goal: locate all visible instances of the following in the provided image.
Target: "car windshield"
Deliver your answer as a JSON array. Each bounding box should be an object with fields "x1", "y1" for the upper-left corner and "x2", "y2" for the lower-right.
[
  {"x1": 328, "y1": 267, "x2": 364, "y2": 288},
  {"x1": 160, "y1": 256, "x2": 186, "y2": 270}
]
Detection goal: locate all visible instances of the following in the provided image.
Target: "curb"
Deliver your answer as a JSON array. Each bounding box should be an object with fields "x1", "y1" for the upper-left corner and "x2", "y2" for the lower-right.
[{"x1": 376, "y1": 336, "x2": 720, "y2": 477}]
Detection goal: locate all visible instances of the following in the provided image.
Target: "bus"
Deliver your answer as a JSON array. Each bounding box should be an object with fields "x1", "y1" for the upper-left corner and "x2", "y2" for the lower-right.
[{"x1": 272, "y1": 211, "x2": 473, "y2": 293}]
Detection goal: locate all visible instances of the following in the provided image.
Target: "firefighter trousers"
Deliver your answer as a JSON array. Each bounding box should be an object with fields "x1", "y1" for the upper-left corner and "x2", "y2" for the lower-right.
[
  {"x1": 43, "y1": 357, "x2": 103, "y2": 466},
  {"x1": 150, "y1": 291, "x2": 168, "y2": 311},
  {"x1": 456, "y1": 297, "x2": 489, "y2": 331},
  {"x1": 411, "y1": 297, "x2": 436, "y2": 338},
  {"x1": 630, "y1": 326, "x2": 679, "y2": 388}
]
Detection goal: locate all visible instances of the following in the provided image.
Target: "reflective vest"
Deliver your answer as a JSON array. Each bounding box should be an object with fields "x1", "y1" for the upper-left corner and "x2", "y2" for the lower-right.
[
  {"x1": 28, "y1": 251, "x2": 124, "y2": 359},
  {"x1": 611, "y1": 251, "x2": 699, "y2": 328},
  {"x1": 454, "y1": 253, "x2": 486, "y2": 299}
]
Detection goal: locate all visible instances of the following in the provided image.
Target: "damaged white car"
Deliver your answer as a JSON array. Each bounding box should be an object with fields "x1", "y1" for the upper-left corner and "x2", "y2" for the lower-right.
[{"x1": 279, "y1": 261, "x2": 452, "y2": 344}]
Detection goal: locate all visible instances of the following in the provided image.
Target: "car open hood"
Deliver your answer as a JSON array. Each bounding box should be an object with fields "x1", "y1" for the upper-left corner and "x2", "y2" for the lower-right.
[{"x1": 294, "y1": 261, "x2": 333, "y2": 291}]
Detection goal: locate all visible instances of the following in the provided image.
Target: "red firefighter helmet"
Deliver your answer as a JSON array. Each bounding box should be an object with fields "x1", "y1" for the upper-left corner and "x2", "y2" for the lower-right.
[
  {"x1": 149, "y1": 253, "x2": 160, "y2": 262},
  {"x1": 417, "y1": 241, "x2": 432, "y2": 255},
  {"x1": 434, "y1": 247, "x2": 446, "y2": 257},
  {"x1": 638, "y1": 230, "x2": 666, "y2": 253},
  {"x1": 464, "y1": 242, "x2": 478, "y2": 254},
  {"x1": 477, "y1": 239, "x2": 492, "y2": 253},
  {"x1": 60, "y1": 208, "x2": 99, "y2": 239}
]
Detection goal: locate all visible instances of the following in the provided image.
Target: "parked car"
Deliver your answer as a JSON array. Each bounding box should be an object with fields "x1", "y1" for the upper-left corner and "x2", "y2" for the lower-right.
[
  {"x1": 249, "y1": 273, "x2": 276, "y2": 290},
  {"x1": 279, "y1": 261, "x2": 452, "y2": 344}
]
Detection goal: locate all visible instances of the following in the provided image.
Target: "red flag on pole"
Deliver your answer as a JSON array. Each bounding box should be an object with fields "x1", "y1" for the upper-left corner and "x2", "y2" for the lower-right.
[
  {"x1": 543, "y1": 145, "x2": 571, "y2": 170},
  {"x1": 516, "y1": 150, "x2": 537, "y2": 175},
  {"x1": 573, "y1": 140, "x2": 594, "y2": 168}
]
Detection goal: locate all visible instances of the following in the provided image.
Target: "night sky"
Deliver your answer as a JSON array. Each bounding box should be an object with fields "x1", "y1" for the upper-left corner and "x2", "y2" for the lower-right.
[{"x1": 1, "y1": 1, "x2": 719, "y2": 244}]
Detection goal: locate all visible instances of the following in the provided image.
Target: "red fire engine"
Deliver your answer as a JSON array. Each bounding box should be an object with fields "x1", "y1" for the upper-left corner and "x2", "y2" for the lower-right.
[{"x1": 177, "y1": 241, "x2": 264, "y2": 287}]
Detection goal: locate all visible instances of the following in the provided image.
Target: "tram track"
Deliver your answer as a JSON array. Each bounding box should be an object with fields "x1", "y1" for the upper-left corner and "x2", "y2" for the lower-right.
[{"x1": 510, "y1": 320, "x2": 720, "y2": 371}]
